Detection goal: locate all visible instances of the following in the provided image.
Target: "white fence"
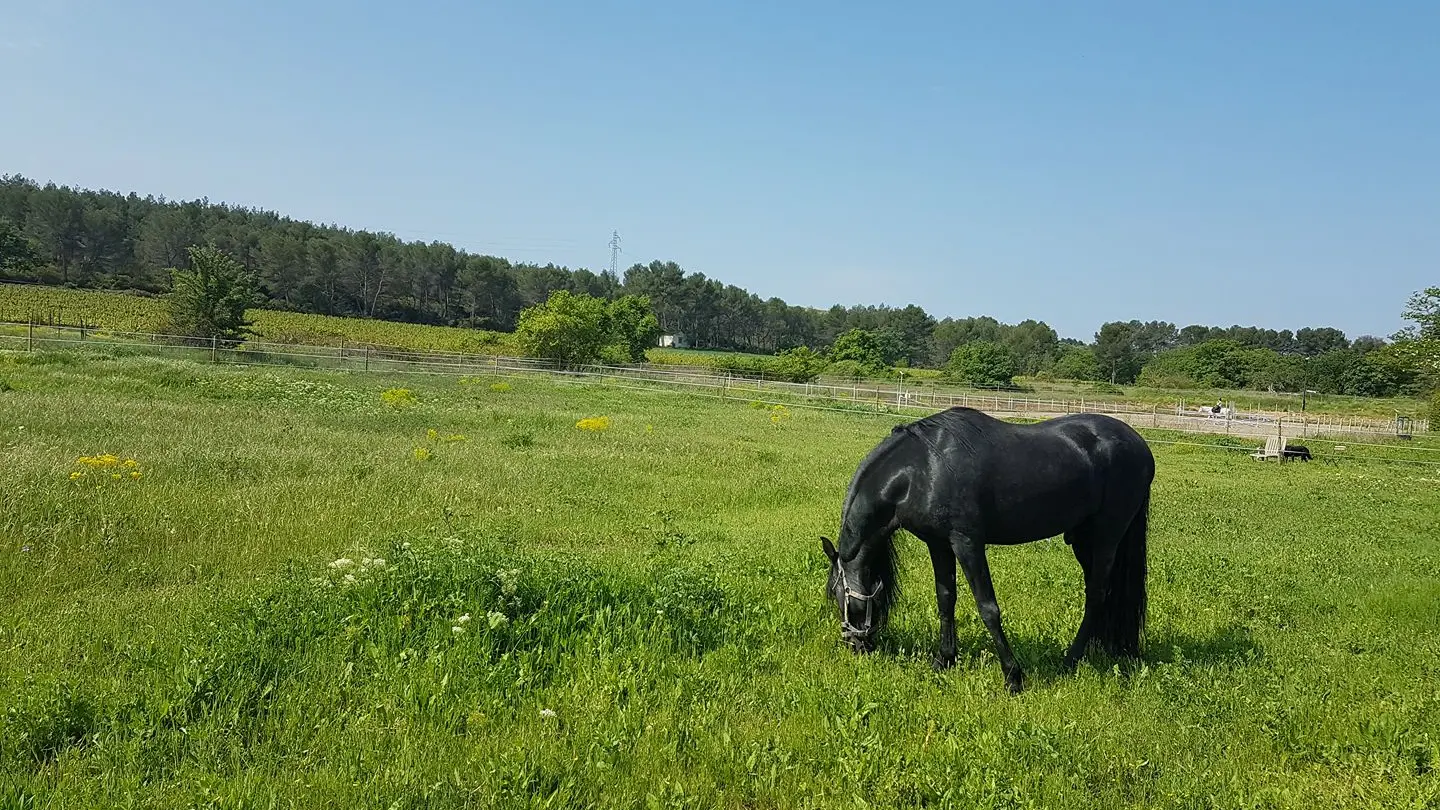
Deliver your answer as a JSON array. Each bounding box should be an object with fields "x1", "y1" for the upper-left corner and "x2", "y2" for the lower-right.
[{"x1": 0, "y1": 322, "x2": 1428, "y2": 441}]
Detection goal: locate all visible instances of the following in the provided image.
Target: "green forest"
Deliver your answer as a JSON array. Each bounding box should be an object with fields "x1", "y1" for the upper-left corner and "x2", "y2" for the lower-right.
[{"x1": 1, "y1": 173, "x2": 1437, "y2": 398}]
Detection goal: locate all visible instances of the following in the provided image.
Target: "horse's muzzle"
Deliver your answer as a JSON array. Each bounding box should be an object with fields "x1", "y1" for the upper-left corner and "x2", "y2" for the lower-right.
[{"x1": 841, "y1": 630, "x2": 877, "y2": 654}]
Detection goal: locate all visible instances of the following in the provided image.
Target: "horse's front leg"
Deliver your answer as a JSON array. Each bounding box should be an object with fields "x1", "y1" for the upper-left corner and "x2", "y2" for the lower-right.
[
  {"x1": 953, "y1": 533, "x2": 1025, "y2": 694},
  {"x1": 925, "y1": 538, "x2": 958, "y2": 671}
]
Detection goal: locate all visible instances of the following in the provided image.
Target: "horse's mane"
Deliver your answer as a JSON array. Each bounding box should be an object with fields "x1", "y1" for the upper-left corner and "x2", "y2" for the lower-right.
[
  {"x1": 901, "y1": 406, "x2": 999, "y2": 442},
  {"x1": 833, "y1": 408, "x2": 1004, "y2": 620}
]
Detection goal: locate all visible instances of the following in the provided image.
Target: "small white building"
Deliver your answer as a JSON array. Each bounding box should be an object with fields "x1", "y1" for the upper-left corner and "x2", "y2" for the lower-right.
[{"x1": 658, "y1": 333, "x2": 690, "y2": 349}]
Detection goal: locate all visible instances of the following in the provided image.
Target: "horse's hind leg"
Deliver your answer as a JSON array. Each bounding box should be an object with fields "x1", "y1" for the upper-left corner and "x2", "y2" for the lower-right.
[
  {"x1": 952, "y1": 533, "x2": 1024, "y2": 694},
  {"x1": 1061, "y1": 522, "x2": 1120, "y2": 672}
]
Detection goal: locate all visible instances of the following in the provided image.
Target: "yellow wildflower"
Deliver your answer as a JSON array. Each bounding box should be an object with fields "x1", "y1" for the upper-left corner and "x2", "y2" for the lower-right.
[
  {"x1": 576, "y1": 416, "x2": 611, "y2": 432},
  {"x1": 381, "y1": 388, "x2": 417, "y2": 408}
]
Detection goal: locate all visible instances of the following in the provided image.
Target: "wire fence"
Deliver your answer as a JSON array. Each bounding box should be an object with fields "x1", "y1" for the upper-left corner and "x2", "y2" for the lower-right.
[{"x1": 1, "y1": 322, "x2": 1431, "y2": 448}]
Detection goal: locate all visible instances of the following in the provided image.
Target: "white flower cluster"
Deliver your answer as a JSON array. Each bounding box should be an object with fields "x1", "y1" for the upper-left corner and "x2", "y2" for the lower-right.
[
  {"x1": 325, "y1": 555, "x2": 388, "y2": 586},
  {"x1": 450, "y1": 610, "x2": 509, "y2": 636}
]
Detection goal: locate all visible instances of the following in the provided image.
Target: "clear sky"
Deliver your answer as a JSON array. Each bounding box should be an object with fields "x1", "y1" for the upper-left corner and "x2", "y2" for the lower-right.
[{"x1": 3, "y1": 1, "x2": 1436, "y2": 341}]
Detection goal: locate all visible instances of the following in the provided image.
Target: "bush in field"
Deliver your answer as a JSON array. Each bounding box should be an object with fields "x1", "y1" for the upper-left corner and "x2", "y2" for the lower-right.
[
  {"x1": 945, "y1": 340, "x2": 1016, "y2": 388},
  {"x1": 514, "y1": 290, "x2": 610, "y2": 366},
  {"x1": 515, "y1": 290, "x2": 661, "y2": 367},
  {"x1": 771, "y1": 346, "x2": 828, "y2": 383},
  {"x1": 827, "y1": 328, "x2": 886, "y2": 374},
  {"x1": 603, "y1": 294, "x2": 662, "y2": 363},
  {"x1": 711, "y1": 353, "x2": 777, "y2": 380},
  {"x1": 161, "y1": 245, "x2": 258, "y2": 342},
  {"x1": 825, "y1": 359, "x2": 877, "y2": 382}
]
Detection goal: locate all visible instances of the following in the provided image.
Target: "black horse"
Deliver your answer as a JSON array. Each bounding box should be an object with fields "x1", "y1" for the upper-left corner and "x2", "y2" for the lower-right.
[
  {"x1": 1283, "y1": 444, "x2": 1312, "y2": 461},
  {"x1": 821, "y1": 407, "x2": 1155, "y2": 694}
]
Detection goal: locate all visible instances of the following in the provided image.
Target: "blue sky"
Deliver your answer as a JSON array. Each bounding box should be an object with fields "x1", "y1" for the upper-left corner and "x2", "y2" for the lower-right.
[{"x1": 2, "y1": 1, "x2": 1436, "y2": 341}]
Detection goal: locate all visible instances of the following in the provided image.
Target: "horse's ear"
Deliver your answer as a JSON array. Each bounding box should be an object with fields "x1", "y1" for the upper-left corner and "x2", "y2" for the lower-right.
[{"x1": 820, "y1": 536, "x2": 838, "y2": 563}]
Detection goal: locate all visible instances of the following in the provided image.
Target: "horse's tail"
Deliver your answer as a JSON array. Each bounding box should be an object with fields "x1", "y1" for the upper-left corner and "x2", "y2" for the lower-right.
[{"x1": 1097, "y1": 490, "x2": 1148, "y2": 658}]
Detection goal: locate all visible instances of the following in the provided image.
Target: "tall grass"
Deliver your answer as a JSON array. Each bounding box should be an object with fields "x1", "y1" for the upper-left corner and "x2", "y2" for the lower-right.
[{"x1": 1, "y1": 351, "x2": 1439, "y2": 807}]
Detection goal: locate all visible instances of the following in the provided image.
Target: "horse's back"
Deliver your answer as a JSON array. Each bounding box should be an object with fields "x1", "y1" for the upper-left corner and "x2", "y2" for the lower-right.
[
  {"x1": 919, "y1": 408, "x2": 1149, "y2": 464},
  {"x1": 903, "y1": 408, "x2": 1152, "y2": 542}
]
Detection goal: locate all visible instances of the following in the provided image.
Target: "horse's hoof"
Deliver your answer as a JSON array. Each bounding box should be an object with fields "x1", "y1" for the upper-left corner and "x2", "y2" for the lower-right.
[
  {"x1": 1005, "y1": 671, "x2": 1026, "y2": 695},
  {"x1": 931, "y1": 653, "x2": 956, "y2": 672}
]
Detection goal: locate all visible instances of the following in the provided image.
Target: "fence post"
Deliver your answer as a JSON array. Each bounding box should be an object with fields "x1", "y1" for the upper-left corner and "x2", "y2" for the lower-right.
[
  {"x1": 27, "y1": 320, "x2": 34, "y2": 352},
  {"x1": 1153, "y1": 405, "x2": 1158, "y2": 428},
  {"x1": 211, "y1": 335, "x2": 218, "y2": 362},
  {"x1": 365, "y1": 346, "x2": 370, "y2": 372}
]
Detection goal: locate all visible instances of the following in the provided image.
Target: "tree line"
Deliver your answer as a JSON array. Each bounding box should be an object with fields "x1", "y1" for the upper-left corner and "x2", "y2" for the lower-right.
[{"x1": 1, "y1": 173, "x2": 1435, "y2": 399}]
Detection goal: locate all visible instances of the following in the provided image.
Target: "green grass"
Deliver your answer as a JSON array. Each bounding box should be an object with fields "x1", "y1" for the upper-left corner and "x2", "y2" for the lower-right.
[{"x1": 3, "y1": 349, "x2": 1439, "y2": 807}]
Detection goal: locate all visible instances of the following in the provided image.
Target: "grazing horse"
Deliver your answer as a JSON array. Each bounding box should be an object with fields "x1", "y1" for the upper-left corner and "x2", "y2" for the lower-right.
[
  {"x1": 821, "y1": 407, "x2": 1155, "y2": 694},
  {"x1": 1282, "y1": 444, "x2": 1313, "y2": 461}
]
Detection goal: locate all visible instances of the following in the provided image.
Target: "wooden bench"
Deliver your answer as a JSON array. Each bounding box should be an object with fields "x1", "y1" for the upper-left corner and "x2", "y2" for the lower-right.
[{"x1": 1250, "y1": 436, "x2": 1284, "y2": 461}]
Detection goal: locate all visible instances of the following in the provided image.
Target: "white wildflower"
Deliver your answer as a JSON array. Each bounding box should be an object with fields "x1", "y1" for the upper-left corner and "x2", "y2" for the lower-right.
[
  {"x1": 342, "y1": 574, "x2": 356, "y2": 586},
  {"x1": 452, "y1": 625, "x2": 465, "y2": 635},
  {"x1": 456, "y1": 613, "x2": 471, "y2": 624},
  {"x1": 329, "y1": 558, "x2": 355, "y2": 570},
  {"x1": 539, "y1": 708, "x2": 557, "y2": 719},
  {"x1": 487, "y1": 611, "x2": 509, "y2": 629}
]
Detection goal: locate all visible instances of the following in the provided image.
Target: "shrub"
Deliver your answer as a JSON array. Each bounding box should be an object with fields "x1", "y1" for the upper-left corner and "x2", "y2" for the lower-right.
[
  {"x1": 825, "y1": 359, "x2": 877, "y2": 382},
  {"x1": 514, "y1": 291, "x2": 661, "y2": 367},
  {"x1": 771, "y1": 346, "x2": 827, "y2": 383},
  {"x1": 828, "y1": 329, "x2": 886, "y2": 374},
  {"x1": 945, "y1": 341, "x2": 1016, "y2": 388}
]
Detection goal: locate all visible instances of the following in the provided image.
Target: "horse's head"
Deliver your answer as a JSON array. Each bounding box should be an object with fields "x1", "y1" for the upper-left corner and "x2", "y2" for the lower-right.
[{"x1": 821, "y1": 536, "x2": 887, "y2": 654}]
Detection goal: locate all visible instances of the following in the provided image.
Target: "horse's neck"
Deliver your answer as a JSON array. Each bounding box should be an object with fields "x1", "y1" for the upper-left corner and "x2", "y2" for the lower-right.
[{"x1": 840, "y1": 447, "x2": 910, "y2": 558}]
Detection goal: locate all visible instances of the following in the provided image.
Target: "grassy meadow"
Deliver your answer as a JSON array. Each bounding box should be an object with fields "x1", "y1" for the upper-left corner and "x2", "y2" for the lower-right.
[
  {"x1": 5, "y1": 282, "x2": 1430, "y2": 425},
  {"x1": 2, "y1": 348, "x2": 1440, "y2": 808},
  {"x1": 0, "y1": 283, "x2": 517, "y2": 355}
]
